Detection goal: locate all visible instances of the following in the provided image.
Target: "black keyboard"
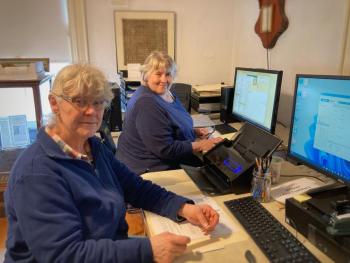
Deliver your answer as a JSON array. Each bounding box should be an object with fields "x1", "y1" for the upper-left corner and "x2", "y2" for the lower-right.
[{"x1": 224, "y1": 197, "x2": 320, "y2": 263}]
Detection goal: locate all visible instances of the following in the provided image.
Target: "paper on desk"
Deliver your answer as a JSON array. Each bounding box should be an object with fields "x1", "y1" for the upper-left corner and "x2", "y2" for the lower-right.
[
  {"x1": 147, "y1": 195, "x2": 238, "y2": 253},
  {"x1": 192, "y1": 84, "x2": 222, "y2": 97},
  {"x1": 271, "y1": 177, "x2": 324, "y2": 204},
  {"x1": 165, "y1": 182, "x2": 199, "y2": 195},
  {"x1": 192, "y1": 114, "x2": 216, "y2": 128}
]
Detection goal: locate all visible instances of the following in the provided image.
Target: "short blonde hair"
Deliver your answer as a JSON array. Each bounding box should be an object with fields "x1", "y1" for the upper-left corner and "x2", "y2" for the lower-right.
[
  {"x1": 140, "y1": 51, "x2": 177, "y2": 85},
  {"x1": 51, "y1": 64, "x2": 114, "y2": 102},
  {"x1": 47, "y1": 64, "x2": 114, "y2": 127}
]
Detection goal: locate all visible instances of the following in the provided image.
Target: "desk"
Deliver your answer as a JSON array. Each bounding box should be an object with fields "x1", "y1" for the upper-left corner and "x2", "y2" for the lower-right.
[{"x1": 142, "y1": 168, "x2": 333, "y2": 262}]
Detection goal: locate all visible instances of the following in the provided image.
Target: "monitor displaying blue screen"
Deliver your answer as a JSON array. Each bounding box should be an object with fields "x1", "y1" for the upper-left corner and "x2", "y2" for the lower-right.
[
  {"x1": 288, "y1": 75, "x2": 350, "y2": 185},
  {"x1": 231, "y1": 67, "x2": 282, "y2": 133}
]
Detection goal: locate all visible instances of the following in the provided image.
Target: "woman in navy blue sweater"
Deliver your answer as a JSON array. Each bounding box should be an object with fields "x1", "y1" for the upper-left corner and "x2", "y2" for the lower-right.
[
  {"x1": 117, "y1": 51, "x2": 222, "y2": 174},
  {"x1": 4, "y1": 64, "x2": 219, "y2": 263}
]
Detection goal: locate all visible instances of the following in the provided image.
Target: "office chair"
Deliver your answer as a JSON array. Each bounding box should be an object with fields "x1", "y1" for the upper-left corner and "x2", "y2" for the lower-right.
[
  {"x1": 171, "y1": 83, "x2": 192, "y2": 112},
  {"x1": 98, "y1": 120, "x2": 117, "y2": 155}
]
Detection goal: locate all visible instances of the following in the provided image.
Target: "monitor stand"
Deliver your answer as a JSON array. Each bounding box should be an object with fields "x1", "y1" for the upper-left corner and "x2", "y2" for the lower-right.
[{"x1": 215, "y1": 122, "x2": 237, "y2": 135}]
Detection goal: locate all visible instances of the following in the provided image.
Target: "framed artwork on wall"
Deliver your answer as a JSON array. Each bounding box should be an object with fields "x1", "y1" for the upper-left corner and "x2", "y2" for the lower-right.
[{"x1": 114, "y1": 11, "x2": 175, "y2": 71}]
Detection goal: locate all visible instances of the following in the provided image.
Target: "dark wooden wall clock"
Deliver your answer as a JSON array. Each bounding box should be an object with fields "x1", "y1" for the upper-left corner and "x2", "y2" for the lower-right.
[{"x1": 255, "y1": 0, "x2": 289, "y2": 49}]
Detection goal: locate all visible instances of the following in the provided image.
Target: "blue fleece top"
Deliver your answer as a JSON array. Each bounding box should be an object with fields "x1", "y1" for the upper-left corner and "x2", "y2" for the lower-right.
[
  {"x1": 4, "y1": 129, "x2": 190, "y2": 263},
  {"x1": 117, "y1": 86, "x2": 196, "y2": 174}
]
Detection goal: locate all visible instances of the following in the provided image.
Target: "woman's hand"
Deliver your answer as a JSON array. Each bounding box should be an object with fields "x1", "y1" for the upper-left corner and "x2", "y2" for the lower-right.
[
  {"x1": 192, "y1": 137, "x2": 223, "y2": 153},
  {"x1": 150, "y1": 232, "x2": 190, "y2": 263},
  {"x1": 177, "y1": 203, "x2": 219, "y2": 234},
  {"x1": 194, "y1": 127, "x2": 211, "y2": 139}
]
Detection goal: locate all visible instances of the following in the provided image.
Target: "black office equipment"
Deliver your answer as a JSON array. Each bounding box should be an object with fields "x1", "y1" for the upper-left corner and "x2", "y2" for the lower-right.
[
  {"x1": 225, "y1": 196, "x2": 320, "y2": 263},
  {"x1": 285, "y1": 185, "x2": 350, "y2": 263},
  {"x1": 285, "y1": 74, "x2": 350, "y2": 262},
  {"x1": 229, "y1": 67, "x2": 282, "y2": 134},
  {"x1": 190, "y1": 92, "x2": 221, "y2": 113},
  {"x1": 215, "y1": 86, "x2": 237, "y2": 134},
  {"x1": 104, "y1": 83, "x2": 123, "y2": 132},
  {"x1": 182, "y1": 122, "x2": 282, "y2": 195},
  {"x1": 171, "y1": 83, "x2": 192, "y2": 112}
]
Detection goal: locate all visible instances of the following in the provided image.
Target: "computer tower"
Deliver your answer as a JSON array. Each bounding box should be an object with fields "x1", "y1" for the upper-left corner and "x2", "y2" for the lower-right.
[
  {"x1": 219, "y1": 86, "x2": 234, "y2": 123},
  {"x1": 215, "y1": 86, "x2": 237, "y2": 134}
]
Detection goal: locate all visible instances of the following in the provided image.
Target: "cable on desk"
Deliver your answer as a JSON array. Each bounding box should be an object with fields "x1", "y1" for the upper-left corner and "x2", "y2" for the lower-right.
[
  {"x1": 280, "y1": 174, "x2": 327, "y2": 183},
  {"x1": 277, "y1": 120, "x2": 288, "y2": 128},
  {"x1": 273, "y1": 145, "x2": 288, "y2": 159}
]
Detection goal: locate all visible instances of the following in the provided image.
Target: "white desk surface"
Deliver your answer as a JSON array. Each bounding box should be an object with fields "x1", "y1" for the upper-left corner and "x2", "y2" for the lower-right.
[{"x1": 142, "y1": 166, "x2": 334, "y2": 263}]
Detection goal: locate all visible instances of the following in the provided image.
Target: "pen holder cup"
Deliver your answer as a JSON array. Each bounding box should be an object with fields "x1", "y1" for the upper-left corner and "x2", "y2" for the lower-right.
[
  {"x1": 269, "y1": 156, "x2": 284, "y2": 184},
  {"x1": 251, "y1": 171, "x2": 271, "y2": 203}
]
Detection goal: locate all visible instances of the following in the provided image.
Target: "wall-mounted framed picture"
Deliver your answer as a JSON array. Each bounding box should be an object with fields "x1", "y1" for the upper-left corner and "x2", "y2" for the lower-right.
[{"x1": 114, "y1": 11, "x2": 175, "y2": 71}]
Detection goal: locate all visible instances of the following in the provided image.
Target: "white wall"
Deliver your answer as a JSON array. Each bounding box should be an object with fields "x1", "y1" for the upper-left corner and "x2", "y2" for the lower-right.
[
  {"x1": 85, "y1": 0, "x2": 235, "y2": 84},
  {"x1": 86, "y1": 0, "x2": 349, "y2": 125},
  {"x1": 231, "y1": 0, "x2": 350, "y2": 125},
  {"x1": 0, "y1": 0, "x2": 70, "y2": 62}
]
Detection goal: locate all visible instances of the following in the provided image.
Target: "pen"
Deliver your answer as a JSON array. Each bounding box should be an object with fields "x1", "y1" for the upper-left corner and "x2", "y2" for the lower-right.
[{"x1": 245, "y1": 249, "x2": 257, "y2": 263}]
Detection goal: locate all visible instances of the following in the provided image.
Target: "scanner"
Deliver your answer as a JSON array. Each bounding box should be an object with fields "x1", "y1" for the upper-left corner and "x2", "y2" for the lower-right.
[{"x1": 182, "y1": 122, "x2": 283, "y2": 195}]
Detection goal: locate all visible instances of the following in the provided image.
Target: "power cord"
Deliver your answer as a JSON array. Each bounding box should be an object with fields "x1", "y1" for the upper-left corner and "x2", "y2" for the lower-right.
[
  {"x1": 266, "y1": 48, "x2": 270, "y2": 69},
  {"x1": 280, "y1": 173, "x2": 327, "y2": 183}
]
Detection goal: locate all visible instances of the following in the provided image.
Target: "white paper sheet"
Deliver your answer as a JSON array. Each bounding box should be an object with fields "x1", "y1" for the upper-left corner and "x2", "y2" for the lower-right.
[
  {"x1": 271, "y1": 177, "x2": 324, "y2": 204},
  {"x1": 147, "y1": 195, "x2": 238, "y2": 240},
  {"x1": 192, "y1": 114, "x2": 216, "y2": 128},
  {"x1": 127, "y1": 63, "x2": 141, "y2": 79}
]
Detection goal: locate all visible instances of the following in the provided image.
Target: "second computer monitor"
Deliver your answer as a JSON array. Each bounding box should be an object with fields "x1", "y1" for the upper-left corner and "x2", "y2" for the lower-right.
[
  {"x1": 288, "y1": 74, "x2": 350, "y2": 185},
  {"x1": 230, "y1": 67, "x2": 283, "y2": 133}
]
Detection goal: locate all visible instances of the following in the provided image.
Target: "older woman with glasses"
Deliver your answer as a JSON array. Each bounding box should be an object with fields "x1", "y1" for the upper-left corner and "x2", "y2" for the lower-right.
[
  {"x1": 4, "y1": 64, "x2": 219, "y2": 263},
  {"x1": 117, "y1": 51, "x2": 222, "y2": 175}
]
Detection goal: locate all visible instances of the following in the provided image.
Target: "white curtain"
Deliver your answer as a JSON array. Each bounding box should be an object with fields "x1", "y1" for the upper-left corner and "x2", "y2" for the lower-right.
[{"x1": 67, "y1": 0, "x2": 90, "y2": 63}]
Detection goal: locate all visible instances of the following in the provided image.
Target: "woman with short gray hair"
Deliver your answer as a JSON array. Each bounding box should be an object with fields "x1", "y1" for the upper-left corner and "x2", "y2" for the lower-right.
[
  {"x1": 4, "y1": 63, "x2": 219, "y2": 263},
  {"x1": 117, "y1": 51, "x2": 222, "y2": 175}
]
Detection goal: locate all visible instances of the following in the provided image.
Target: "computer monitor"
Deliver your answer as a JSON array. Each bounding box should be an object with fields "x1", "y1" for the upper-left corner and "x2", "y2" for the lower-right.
[
  {"x1": 230, "y1": 67, "x2": 283, "y2": 133},
  {"x1": 288, "y1": 74, "x2": 350, "y2": 185}
]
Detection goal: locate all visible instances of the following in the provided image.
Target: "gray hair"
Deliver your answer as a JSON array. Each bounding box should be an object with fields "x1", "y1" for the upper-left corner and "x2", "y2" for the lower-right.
[
  {"x1": 140, "y1": 51, "x2": 177, "y2": 86},
  {"x1": 47, "y1": 64, "x2": 114, "y2": 126}
]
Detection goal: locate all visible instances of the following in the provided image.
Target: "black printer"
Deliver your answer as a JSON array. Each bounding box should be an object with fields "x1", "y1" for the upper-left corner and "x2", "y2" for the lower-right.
[
  {"x1": 286, "y1": 184, "x2": 350, "y2": 263},
  {"x1": 182, "y1": 122, "x2": 282, "y2": 195}
]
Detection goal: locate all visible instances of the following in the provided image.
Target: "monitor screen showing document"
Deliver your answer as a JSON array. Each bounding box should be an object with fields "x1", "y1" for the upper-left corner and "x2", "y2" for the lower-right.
[
  {"x1": 231, "y1": 67, "x2": 282, "y2": 133},
  {"x1": 288, "y1": 74, "x2": 350, "y2": 185}
]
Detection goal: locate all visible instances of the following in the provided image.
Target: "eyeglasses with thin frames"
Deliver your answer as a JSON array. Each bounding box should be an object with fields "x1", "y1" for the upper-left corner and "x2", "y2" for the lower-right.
[{"x1": 52, "y1": 93, "x2": 109, "y2": 111}]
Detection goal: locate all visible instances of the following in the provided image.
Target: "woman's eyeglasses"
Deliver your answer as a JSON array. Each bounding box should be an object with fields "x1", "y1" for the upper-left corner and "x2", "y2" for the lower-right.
[{"x1": 53, "y1": 93, "x2": 108, "y2": 111}]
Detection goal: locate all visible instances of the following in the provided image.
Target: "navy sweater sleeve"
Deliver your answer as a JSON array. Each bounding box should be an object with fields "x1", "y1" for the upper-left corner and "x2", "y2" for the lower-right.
[
  {"x1": 109, "y1": 153, "x2": 191, "y2": 220},
  {"x1": 10, "y1": 171, "x2": 153, "y2": 263},
  {"x1": 134, "y1": 96, "x2": 193, "y2": 160}
]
